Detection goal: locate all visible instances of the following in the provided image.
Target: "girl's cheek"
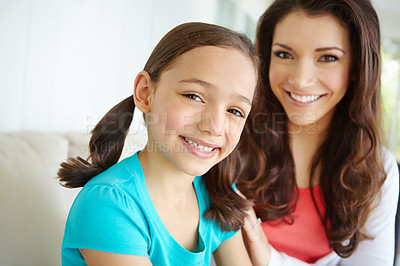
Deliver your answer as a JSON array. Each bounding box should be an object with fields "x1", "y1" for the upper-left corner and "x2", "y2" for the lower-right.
[
  {"x1": 163, "y1": 112, "x2": 181, "y2": 132},
  {"x1": 227, "y1": 120, "x2": 245, "y2": 141},
  {"x1": 165, "y1": 111, "x2": 197, "y2": 133}
]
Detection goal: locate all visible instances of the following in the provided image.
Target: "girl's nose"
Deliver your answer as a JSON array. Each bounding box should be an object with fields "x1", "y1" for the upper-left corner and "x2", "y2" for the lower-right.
[
  {"x1": 198, "y1": 106, "x2": 225, "y2": 136},
  {"x1": 288, "y1": 59, "x2": 317, "y2": 89}
]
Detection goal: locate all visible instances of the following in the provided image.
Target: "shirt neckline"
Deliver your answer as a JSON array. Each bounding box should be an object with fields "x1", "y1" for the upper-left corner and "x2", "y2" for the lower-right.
[{"x1": 128, "y1": 152, "x2": 206, "y2": 262}]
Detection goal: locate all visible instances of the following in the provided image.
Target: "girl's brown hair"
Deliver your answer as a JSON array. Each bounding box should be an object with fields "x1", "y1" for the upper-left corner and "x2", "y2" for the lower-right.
[
  {"x1": 237, "y1": 0, "x2": 385, "y2": 257},
  {"x1": 58, "y1": 22, "x2": 259, "y2": 231}
]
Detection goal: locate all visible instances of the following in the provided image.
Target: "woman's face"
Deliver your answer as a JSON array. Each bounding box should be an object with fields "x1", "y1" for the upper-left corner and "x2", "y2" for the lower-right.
[{"x1": 269, "y1": 10, "x2": 352, "y2": 131}]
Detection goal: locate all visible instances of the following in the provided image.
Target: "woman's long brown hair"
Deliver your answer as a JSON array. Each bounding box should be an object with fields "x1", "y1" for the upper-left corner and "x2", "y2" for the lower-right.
[
  {"x1": 237, "y1": 0, "x2": 386, "y2": 257},
  {"x1": 58, "y1": 22, "x2": 259, "y2": 231}
]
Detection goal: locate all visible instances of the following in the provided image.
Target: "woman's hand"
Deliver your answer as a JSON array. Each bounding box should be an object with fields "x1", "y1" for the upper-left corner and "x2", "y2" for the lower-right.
[{"x1": 238, "y1": 191, "x2": 271, "y2": 266}]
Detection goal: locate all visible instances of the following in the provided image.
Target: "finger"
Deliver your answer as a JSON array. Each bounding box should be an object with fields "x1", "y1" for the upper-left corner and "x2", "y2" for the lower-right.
[
  {"x1": 243, "y1": 216, "x2": 263, "y2": 242},
  {"x1": 244, "y1": 205, "x2": 259, "y2": 226},
  {"x1": 236, "y1": 189, "x2": 247, "y2": 199},
  {"x1": 236, "y1": 189, "x2": 259, "y2": 224}
]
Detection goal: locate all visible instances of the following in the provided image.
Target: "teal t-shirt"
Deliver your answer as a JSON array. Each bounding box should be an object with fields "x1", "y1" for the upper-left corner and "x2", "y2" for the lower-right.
[{"x1": 61, "y1": 152, "x2": 237, "y2": 265}]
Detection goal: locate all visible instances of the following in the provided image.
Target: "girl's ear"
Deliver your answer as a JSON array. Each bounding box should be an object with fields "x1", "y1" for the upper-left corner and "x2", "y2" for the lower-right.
[{"x1": 133, "y1": 71, "x2": 153, "y2": 113}]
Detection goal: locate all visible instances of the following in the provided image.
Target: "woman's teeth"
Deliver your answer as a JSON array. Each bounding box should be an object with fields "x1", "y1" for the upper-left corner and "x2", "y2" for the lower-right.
[
  {"x1": 290, "y1": 92, "x2": 321, "y2": 103},
  {"x1": 185, "y1": 137, "x2": 214, "y2": 152}
]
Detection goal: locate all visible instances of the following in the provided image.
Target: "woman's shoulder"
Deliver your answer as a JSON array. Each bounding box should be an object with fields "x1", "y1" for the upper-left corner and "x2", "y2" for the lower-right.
[
  {"x1": 341, "y1": 147, "x2": 399, "y2": 265},
  {"x1": 370, "y1": 146, "x2": 399, "y2": 214},
  {"x1": 380, "y1": 147, "x2": 399, "y2": 190}
]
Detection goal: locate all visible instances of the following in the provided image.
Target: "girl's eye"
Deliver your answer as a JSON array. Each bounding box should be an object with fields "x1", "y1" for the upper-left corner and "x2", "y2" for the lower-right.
[
  {"x1": 183, "y1": 93, "x2": 203, "y2": 102},
  {"x1": 274, "y1": 51, "x2": 293, "y2": 59},
  {"x1": 227, "y1": 109, "x2": 245, "y2": 118},
  {"x1": 319, "y1": 55, "x2": 339, "y2": 62}
]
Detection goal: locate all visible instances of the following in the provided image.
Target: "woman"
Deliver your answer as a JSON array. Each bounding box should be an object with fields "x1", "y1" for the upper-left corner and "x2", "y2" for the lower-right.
[{"x1": 237, "y1": 0, "x2": 399, "y2": 265}]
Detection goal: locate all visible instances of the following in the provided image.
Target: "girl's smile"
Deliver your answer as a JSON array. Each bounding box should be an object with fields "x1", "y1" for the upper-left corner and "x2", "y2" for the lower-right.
[{"x1": 180, "y1": 136, "x2": 220, "y2": 159}]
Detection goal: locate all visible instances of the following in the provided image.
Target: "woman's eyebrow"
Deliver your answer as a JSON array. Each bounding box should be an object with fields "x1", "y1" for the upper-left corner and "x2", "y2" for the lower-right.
[
  {"x1": 272, "y1": 43, "x2": 292, "y2": 50},
  {"x1": 315, "y1": 47, "x2": 346, "y2": 54},
  {"x1": 273, "y1": 42, "x2": 345, "y2": 54}
]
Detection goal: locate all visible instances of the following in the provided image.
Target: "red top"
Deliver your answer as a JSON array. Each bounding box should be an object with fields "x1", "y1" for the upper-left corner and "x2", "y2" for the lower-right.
[{"x1": 261, "y1": 186, "x2": 333, "y2": 263}]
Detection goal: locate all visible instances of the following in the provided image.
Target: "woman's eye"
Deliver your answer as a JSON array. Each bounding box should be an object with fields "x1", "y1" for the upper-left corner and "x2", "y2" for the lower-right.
[
  {"x1": 319, "y1": 55, "x2": 338, "y2": 62},
  {"x1": 183, "y1": 93, "x2": 203, "y2": 102},
  {"x1": 274, "y1": 51, "x2": 293, "y2": 59},
  {"x1": 227, "y1": 109, "x2": 245, "y2": 118}
]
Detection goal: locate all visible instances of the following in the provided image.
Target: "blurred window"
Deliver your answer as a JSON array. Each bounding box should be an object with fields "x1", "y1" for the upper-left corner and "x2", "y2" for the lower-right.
[{"x1": 382, "y1": 38, "x2": 400, "y2": 161}]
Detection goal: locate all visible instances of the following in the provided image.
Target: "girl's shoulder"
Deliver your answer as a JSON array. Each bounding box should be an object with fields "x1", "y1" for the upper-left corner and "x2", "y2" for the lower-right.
[
  {"x1": 63, "y1": 153, "x2": 152, "y2": 253},
  {"x1": 72, "y1": 152, "x2": 148, "y2": 224},
  {"x1": 84, "y1": 152, "x2": 142, "y2": 190}
]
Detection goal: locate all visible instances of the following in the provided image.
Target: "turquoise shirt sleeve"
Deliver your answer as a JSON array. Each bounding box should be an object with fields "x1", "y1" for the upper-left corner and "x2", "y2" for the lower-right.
[{"x1": 62, "y1": 184, "x2": 150, "y2": 264}]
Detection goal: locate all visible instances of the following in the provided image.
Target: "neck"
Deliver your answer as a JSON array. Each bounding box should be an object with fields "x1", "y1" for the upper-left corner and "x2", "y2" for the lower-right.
[
  {"x1": 288, "y1": 115, "x2": 332, "y2": 188},
  {"x1": 137, "y1": 145, "x2": 200, "y2": 252},
  {"x1": 137, "y1": 147, "x2": 196, "y2": 207}
]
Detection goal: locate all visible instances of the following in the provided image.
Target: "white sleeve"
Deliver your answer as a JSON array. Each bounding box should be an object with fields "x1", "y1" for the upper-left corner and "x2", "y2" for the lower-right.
[
  {"x1": 339, "y1": 148, "x2": 398, "y2": 266},
  {"x1": 269, "y1": 246, "x2": 340, "y2": 266},
  {"x1": 269, "y1": 148, "x2": 398, "y2": 266}
]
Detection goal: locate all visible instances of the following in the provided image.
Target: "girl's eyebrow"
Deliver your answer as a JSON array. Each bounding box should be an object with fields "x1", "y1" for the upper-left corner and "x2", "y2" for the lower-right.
[
  {"x1": 179, "y1": 78, "x2": 252, "y2": 106},
  {"x1": 273, "y1": 42, "x2": 345, "y2": 54},
  {"x1": 180, "y1": 78, "x2": 213, "y2": 88}
]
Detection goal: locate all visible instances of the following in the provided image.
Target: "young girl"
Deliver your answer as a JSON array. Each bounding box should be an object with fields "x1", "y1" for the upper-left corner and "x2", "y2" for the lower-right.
[
  {"x1": 58, "y1": 22, "x2": 260, "y2": 266},
  {"x1": 238, "y1": 0, "x2": 399, "y2": 265}
]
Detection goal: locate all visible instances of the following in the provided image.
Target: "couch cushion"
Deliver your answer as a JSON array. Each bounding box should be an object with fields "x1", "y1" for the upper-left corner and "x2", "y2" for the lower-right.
[
  {"x1": 0, "y1": 128, "x2": 148, "y2": 266},
  {"x1": 0, "y1": 131, "x2": 73, "y2": 265}
]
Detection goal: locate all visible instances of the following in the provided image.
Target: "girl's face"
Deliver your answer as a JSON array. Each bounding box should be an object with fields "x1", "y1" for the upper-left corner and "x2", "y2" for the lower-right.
[
  {"x1": 146, "y1": 46, "x2": 257, "y2": 177},
  {"x1": 269, "y1": 10, "x2": 352, "y2": 130}
]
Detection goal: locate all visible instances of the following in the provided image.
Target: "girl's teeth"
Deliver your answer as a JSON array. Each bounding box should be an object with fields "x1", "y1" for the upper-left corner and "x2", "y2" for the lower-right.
[
  {"x1": 290, "y1": 92, "x2": 321, "y2": 103},
  {"x1": 184, "y1": 137, "x2": 213, "y2": 152}
]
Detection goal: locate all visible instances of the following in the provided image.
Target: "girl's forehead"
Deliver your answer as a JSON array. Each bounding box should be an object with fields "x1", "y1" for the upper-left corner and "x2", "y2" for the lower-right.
[
  {"x1": 156, "y1": 46, "x2": 257, "y2": 100},
  {"x1": 166, "y1": 45, "x2": 253, "y2": 69},
  {"x1": 164, "y1": 46, "x2": 256, "y2": 76}
]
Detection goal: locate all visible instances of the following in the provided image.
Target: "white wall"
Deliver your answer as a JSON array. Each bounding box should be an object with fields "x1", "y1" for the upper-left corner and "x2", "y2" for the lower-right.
[
  {"x1": 0, "y1": 0, "x2": 219, "y2": 133},
  {"x1": 372, "y1": 0, "x2": 400, "y2": 41},
  {"x1": 1, "y1": 0, "x2": 399, "y2": 133}
]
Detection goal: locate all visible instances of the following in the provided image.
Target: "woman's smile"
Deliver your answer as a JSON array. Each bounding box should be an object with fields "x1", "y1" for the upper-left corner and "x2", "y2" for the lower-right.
[{"x1": 287, "y1": 91, "x2": 323, "y2": 105}]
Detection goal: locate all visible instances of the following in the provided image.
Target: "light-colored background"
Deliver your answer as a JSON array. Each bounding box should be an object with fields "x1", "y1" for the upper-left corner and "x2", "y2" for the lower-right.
[
  {"x1": 1, "y1": 0, "x2": 399, "y2": 133},
  {"x1": 0, "y1": 0, "x2": 269, "y2": 133},
  {"x1": 0, "y1": 1, "x2": 399, "y2": 265}
]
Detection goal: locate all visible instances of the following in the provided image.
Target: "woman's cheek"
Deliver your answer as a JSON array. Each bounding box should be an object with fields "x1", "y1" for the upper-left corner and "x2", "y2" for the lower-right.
[{"x1": 269, "y1": 61, "x2": 284, "y2": 87}]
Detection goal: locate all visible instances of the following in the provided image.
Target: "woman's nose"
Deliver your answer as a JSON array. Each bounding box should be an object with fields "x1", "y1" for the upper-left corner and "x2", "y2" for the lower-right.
[{"x1": 288, "y1": 59, "x2": 317, "y2": 89}]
